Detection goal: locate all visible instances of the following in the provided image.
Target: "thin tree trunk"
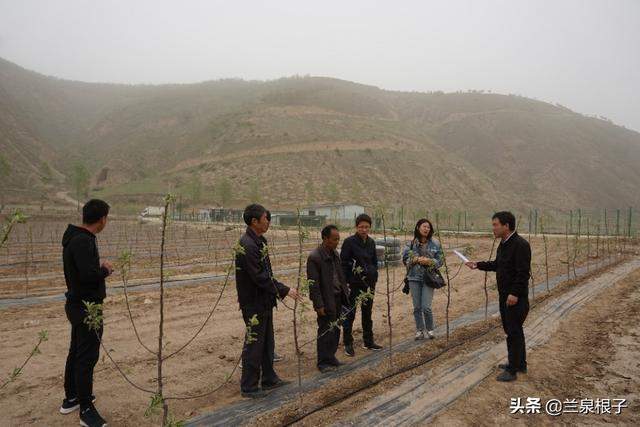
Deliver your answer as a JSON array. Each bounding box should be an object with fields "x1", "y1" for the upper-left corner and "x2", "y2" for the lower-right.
[
  {"x1": 293, "y1": 209, "x2": 303, "y2": 395},
  {"x1": 158, "y1": 196, "x2": 171, "y2": 425},
  {"x1": 435, "y1": 213, "x2": 452, "y2": 343}
]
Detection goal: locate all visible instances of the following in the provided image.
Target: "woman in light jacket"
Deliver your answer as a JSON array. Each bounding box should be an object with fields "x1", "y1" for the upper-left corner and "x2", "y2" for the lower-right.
[{"x1": 402, "y1": 218, "x2": 443, "y2": 340}]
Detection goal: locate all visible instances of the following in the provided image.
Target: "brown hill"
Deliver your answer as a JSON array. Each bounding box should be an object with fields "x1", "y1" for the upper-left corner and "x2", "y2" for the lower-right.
[{"x1": 1, "y1": 57, "x2": 638, "y2": 215}]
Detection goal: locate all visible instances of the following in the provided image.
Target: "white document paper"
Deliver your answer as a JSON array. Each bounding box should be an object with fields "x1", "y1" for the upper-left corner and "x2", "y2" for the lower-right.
[{"x1": 453, "y1": 249, "x2": 470, "y2": 263}]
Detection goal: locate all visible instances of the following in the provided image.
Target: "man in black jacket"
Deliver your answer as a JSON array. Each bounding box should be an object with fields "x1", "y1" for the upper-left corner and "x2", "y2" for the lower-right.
[
  {"x1": 236, "y1": 204, "x2": 301, "y2": 398},
  {"x1": 340, "y1": 213, "x2": 383, "y2": 357},
  {"x1": 61, "y1": 199, "x2": 112, "y2": 427},
  {"x1": 307, "y1": 225, "x2": 350, "y2": 373},
  {"x1": 466, "y1": 211, "x2": 531, "y2": 382}
]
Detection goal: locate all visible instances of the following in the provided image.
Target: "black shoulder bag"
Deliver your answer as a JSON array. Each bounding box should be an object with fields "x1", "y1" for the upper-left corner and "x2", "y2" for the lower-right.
[{"x1": 423, "y1": 265, "x2": 446, "y2": 289}]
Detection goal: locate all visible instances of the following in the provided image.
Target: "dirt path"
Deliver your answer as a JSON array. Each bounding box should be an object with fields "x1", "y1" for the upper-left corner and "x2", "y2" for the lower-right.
[
  {"x1": 341, "y1": 259, "x2": 640, "y2": 426},
  {"x1": 429, "y1": 267, "x2": 640, "y2": 426}
]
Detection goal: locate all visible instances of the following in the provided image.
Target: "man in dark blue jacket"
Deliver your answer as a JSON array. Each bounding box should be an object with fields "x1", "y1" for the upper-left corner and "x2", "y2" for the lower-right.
[
  {"x1": 236, "y1": 204, "x2": 301, "y2": 398},
  {"x1": 466, "y1": 211, "x2": 531, "y2": 382},
  {"x1": 340, "y1": 213, "x2": 383, "y2": 356},
  {"x1": 61, "y1": 199, "x2": 112, "y2": 427}
]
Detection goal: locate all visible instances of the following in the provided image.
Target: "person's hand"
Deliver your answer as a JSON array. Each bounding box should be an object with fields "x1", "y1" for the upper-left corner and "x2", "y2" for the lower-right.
[
  {"x1": 418, "y1": 257, "x2": 433, "y2": 266},
  {"x1": 316, "y1": 307, "x2": 326, "y2": 317},
  {"x1": 101, "y1": 261, "x2": 114, "y2": 275},
  {"x1": 506, "y1": 294, "x2": 518, "y2": 306},
  {"x1": 465, "y1": 261, "x2": 478, "y2": 269},
  {"x1": 287, "y1": 288, "x2": 304, "y2": 302}
]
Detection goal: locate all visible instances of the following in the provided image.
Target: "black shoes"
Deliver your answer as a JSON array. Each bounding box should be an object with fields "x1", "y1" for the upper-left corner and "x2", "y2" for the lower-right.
[
  {"x1": 59, "y1": 395, "x2": 96, "y2": 415},
  {"x1": 60, "y1": 398, "x2": 80, "y2": 415},
  {"x1": 363, "y1": 342, "x2": 383, "y2": 351},
  {"x1": 344, "y1": 344, "x2": 355, "y2": 357},
  {"x1": 79, "y1": 404, "x2": 107, "y2": 427},
  {"x1": 261, "y1": 378, "x2": 290, "y2": 391},
  {"x1": 498, "y1": 363, "x2": 527, "y2": 374},
  {"x1": 319, "y1": 356, "x2": 345, "y2": 372},
  {"x1": 496, "y1": 370, "x2": 517, "y2": 382},
  {"x1": 242, "y1": 378, "x2": 290, "y2": 398},
  {"x1": 345, "y1": 342, "x2": 382, "y2": 354},
  {"x1": 319, "y1": 365, "x2": 338, "y2": 373},
  {"x1": 241, "y1": 389, "x2": 267, "y2": 399}
]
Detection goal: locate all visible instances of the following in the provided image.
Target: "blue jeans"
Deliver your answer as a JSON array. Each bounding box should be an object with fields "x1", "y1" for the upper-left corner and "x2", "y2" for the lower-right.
[{"x1": 409, "y1": 280, "x2": 434, "y2": 331}]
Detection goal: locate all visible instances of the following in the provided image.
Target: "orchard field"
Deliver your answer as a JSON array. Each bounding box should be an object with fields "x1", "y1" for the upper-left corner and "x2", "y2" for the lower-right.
[{"x1": 0, "y1": 209, "x2": 638, "y2": 426}]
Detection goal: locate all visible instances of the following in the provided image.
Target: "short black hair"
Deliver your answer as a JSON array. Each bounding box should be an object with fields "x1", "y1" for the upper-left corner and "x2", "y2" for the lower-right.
[
  {"x1": 243, "y1": 204, "x2": 268, "y2": 226},
  {"x1": 83, "y1": 199, "x2": 110, "y2": 225},
  {"x1": 492, "y1": 211, "x2": 516, "y2": 231},
  {"x1": 355, "y1": 213, "x2": 372, "y2": 226},
  {"x1": 321, "y1": 224, "x2": 339, "y2": 239}
]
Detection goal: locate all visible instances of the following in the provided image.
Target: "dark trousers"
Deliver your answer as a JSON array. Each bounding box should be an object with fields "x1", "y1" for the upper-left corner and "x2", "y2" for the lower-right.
[
  {"x1": 317, "y1": 293, "x2": 343, "y2": 368},
  {"x1": 343, "y1": 285, "x2": 374, "y2": 347},
  {"x1": 240, "y1": 308, "x2": 278, "y2": 392},
  {"x1": 64, "y1": 302, "x2": 102, "y2": 407},
  {"x1": 499, "y1": 293, "x2": 529, "y2": 374}
]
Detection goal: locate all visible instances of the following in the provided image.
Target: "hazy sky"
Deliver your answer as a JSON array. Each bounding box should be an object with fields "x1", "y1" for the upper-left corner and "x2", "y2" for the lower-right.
[{"x1": 1, "y1": 0, "x2": 638, "y2": 131}]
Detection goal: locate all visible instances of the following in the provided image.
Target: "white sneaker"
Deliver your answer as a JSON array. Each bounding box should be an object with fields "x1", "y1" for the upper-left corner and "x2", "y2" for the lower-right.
[
  {"x1": 426, "y1": 330, "x2": 435, "y2": 339},
  {"x1": 414, "y1": 330, "x2": 425, "y2": 340}
]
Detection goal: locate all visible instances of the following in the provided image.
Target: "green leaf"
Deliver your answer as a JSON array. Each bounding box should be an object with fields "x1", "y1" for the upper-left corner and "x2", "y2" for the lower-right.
[
  {"x1": 82, "y1": 301, "x2": 104, "y2": 332},
  {"x1": 145, "y1": 393, "x2": 163, "y2": 418}
]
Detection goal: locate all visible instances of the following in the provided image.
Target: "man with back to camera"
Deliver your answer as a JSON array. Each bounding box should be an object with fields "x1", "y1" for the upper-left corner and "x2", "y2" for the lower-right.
[
  {"x1": 465, "y1": 211, "x2": 531, "y2": 382},
  {"x1": 307, "y1": 224, "x2": 350, "y2": 373},
  {"x1": 235, "y1": 204, "x2": 302, "y2": 398},
  {"x1": 60, "y1": 199, "x2": 113, "y2": 427},
  {"x1": 341, "y1": 213, "x2": 383, "y2": 357}
]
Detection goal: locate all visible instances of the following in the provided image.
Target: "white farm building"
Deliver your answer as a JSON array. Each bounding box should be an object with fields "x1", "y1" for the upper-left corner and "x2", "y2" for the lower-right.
[{"x1": 301, "y1": 204, "x2": 365, "y2": 224}]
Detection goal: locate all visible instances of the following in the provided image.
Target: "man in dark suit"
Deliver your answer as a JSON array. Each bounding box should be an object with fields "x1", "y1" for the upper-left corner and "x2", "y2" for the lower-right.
[
  {"x1": 307, "y1": 224, "x2": 350, "y2": 373},
  {"x1": 340, "y1": 213, "x2": 383, "y2": 356},
  {"x1": 235, "y1": 204, "x2": 302, "y2": 398},
  {"x1": 465, "y1": 211, "x2": 531, "y2": 382}
]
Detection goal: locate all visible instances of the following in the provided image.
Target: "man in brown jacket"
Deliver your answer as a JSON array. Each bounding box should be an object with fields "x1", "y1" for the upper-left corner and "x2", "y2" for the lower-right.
[{"x1": 307, "y1": 224, "x2": 350, "y2": 373}]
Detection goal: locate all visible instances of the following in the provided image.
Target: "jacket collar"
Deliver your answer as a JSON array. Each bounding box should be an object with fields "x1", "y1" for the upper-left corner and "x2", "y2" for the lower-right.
[
  {"x1": 411, "y1": 237, "x2": 434, "y2": 248},
  {"x1": 319, "y1": 244, "x2": 339, "y2": 260},
  {"x1": 352, "y1": 233, "x2": 372, "y2": 246},
  {"x1": 246, "y1": 227, "x2": 267, "y2": 245},
  {"x1": 501, "y1": 231, "x2": 518, "y2": 244},
  {"x1": 62, "y1": 224, "x2": 96, "y2": 247}
]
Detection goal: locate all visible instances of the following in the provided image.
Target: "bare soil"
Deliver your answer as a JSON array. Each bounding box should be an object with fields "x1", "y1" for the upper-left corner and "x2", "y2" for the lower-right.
[{"x1": 0, "y1": 218, "x2": 633, "y2": 426}]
